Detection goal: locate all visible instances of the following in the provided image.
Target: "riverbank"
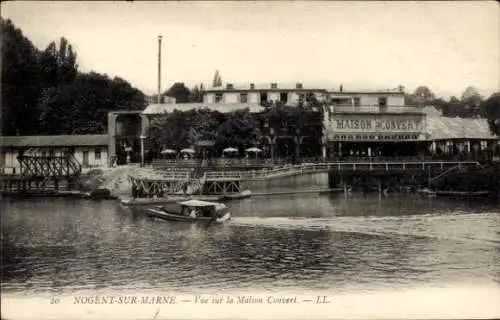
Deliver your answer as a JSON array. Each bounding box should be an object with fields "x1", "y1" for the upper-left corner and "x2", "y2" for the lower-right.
[{"x1": 2, "y1": 163, "x2": 499, "y2": 202}]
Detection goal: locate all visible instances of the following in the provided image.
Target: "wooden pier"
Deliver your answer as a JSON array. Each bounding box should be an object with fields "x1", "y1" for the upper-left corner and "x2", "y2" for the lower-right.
[
  {"x1": 325, "y1": 161, "x2": 485, "y2": 191},
  {"x1": 202, "y1": 172, "x2": 242, "y2": 195},
  {"x1": 129, "y1": 161, "x2": 484, "y2": 198},
  {"x1": 0, "y1": 155, "x2": 81, "y2": 193}
]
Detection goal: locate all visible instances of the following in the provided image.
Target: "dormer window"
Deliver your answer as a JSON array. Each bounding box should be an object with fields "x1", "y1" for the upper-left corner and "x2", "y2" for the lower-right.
[{"x1": 271, "y1": 83, "x2": 278, "y2": 89}]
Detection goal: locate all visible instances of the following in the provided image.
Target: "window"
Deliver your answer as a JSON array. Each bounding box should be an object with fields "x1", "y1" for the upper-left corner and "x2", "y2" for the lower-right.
[
  {"x1": 215, "y1": 93, "x2": 223, "y2": 103},
  {"x1": 240, "y1": 93, "x2": 248, "y2": 103},
  {"x1": 280, "y1": 92, "x2": 288, "y2": 103},
  {"x1": 353, "y1": 97, "x2": 361, "y2": 107},
  {"x1": 378, "y1": 97, "x2": 388, "y2": 112},
  {"x1": 378, "y1": 97, "x2": 387, "y2": 107},
  {"x1": 260, "y1": 92, "x2": 268, "y2": 103},
  {"x1": 95, "y1": 148, "x2": 101, "y2": 160}
]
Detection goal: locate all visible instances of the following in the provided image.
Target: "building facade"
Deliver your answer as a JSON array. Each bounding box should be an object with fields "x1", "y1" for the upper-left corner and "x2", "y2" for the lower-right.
[
  {"x1": 203, "y1": 83, "x2": 326, "y2": 106},
  {"x1": 0, "y1": 135, "x2": 109, "y2": 174},
  {"x1": 321, "y1": 86, "x2": 428, "y2": 158},
  {"x1": 106, "y1": 82, "x2": 499, "y2": 164}
]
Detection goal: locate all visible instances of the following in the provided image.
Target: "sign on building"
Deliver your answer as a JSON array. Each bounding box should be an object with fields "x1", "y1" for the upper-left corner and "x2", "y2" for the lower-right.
[{"x1": 326, "y1": 114, "x2": 426, "y2": 141}]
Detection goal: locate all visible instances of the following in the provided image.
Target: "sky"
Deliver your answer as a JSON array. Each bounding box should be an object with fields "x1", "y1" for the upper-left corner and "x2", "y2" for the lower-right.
[{"x1": 2, "y1": 1, "x2": 499, "y2": 99}]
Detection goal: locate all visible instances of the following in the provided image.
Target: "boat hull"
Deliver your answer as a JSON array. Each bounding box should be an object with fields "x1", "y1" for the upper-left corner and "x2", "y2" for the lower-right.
[
  {"x1": 146, "y1": 208, "x2": 231, "y2": 224},
  {"x1": 221, "y1": 190, "x2": 252, "y2": 200}
]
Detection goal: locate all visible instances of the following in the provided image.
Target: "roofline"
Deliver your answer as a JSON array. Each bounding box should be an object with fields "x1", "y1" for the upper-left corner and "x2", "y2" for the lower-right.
[
  {"x1": 429, "y1": 137, "x2": 499, "y2": 141},
  {"x1": 202, "y1": 89, "x2": 404, "y2": 95},
  {"x1": 328, "y1": 91, "x2": 405, "y2": 95},
  {"x1": 0, "y1": 143, "x2": 109, "y2": 147},
  {"x1": 202, "y1": 88, "x2": 328, "y2": 93},
  {"x1": 0, "y1": 134, "x2": 109, "y2": 147},
  {"x1": 328, "y1": 112, "x2": 425, "y2": 116}
]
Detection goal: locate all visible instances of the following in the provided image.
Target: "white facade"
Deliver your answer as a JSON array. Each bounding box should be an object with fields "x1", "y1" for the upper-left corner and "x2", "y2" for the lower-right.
[
  {"x1": 1, "y1": 146, "x2": 108, "y2": 174},
  {"x1": 329, "y1": 92, "x2": 405, "y2": 107},
  {"x1": 203, "y1": 91, "x2": 301, "y2": 104},
  {"x1": 202, "y1": 83, "x2": 407, "y2": 108}
]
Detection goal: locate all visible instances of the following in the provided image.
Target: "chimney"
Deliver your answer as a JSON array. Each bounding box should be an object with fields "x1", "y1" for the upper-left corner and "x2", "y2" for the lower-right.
[
  {"x1": 398, "y1": 85, "x2": 405, "y2": 93},
  {"x1": 271, "y1": 83, "x2": 278, "y2": 89},
  {"x1": 296, "y1": 83, "x2": 303, "y2": 89},
  {"x1": 250, "y1": 83, "x2": 255, "y2": 90},
  {"x1": 226, "y1": 83, "x2": 233, "y2": 90}
]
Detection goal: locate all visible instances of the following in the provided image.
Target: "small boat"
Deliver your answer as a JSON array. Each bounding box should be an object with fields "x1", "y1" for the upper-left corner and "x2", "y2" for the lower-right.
[
  {"x1": 416, "y1": 187, "x2": 437, "y2": 197},
  {"x1": 220, "y1": 190, "x2": 252, "y2": 200},
  {"x1": 146, "y1": 199, "x2": 231, "y2": 223},
  {"x1": 121, "y1": 195, "x2": 223, "y2": 206}
]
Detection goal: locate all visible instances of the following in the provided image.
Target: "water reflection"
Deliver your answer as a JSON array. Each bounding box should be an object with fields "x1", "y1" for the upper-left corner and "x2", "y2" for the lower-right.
[{"x1": 1, "y1": 194, "x2": 499, "y2": 295}]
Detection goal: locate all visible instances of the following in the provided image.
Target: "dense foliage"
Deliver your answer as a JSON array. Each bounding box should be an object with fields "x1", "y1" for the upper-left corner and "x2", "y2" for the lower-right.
[
  {"x1": 146, "y1": 101, "x2": 325, "y2": 159},
  {"x1": 1, "y1": 18, "x2": 146, "y2": 135},
  {"x1": 146, "y1": 108, "x2": 263, "y2": 156},
  {"x1": 406, "y1": 86, "x2": 496, "y2": 118},
  {"x1": 480, "y1": 93, "x2": 500, "y2": 135},
  {"x1": 405, "y1": 86, "x2": 500, "y2": 135}
]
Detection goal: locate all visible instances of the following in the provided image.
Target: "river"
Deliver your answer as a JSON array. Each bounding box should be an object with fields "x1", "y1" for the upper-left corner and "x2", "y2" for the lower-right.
[{"x1": 1, "y1": 193, "x2": 499, "y2": 319}]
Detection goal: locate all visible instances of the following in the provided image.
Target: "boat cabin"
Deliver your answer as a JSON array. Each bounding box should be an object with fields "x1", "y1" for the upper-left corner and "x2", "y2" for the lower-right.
[{"x1": 178, "y1": 200, "x2": 228, "y2": 218}]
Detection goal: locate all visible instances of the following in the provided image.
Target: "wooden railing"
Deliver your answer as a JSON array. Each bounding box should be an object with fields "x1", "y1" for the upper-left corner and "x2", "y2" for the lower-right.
[
  {"x1": 151, "y1": 155, "x2": 490, "y2": 169},
  {"x1": 200, "y1": 161, "x2": 482, "y2": 181}
]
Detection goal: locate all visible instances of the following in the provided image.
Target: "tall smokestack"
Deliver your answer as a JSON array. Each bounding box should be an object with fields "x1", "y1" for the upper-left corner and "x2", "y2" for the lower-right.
[{"x1": 157, "y1": 35, "x2": 162, "y2": 104}]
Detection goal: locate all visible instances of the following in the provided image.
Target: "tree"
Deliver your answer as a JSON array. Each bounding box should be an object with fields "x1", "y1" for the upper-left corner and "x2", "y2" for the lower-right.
[
  {"x1": 212, "y1": 70, "x2": 222, "y2": 87},
  {"x1": 146, "y1": 109, "x2": 195, "y2": 151},
  {"x1": 461, "y1": 86, "x2": 483, "y2": 102},
  {"x1": 188, "y1": 84, "x2": 203, "y2": 103},
  {"x1": 407, "y1": 86, "x2": 436, "y2": 106},
  {"x1": 479, "y1": 92, "x2": 500, "y2": 135},
  {"x1": 165, "y1": 82, "x2": 190, "y2": 103},
  {"x1": 460, "y1": 86, "x2": 483, "y2": 117},
  {"x1": 37, "y1": 72, "x2": 146, "y2": 134},
  {"x1": 39, "y1": 37, "x2": 78, "y2": 89},
  {"x1": 2, "y1": 19, "x2": 146, "y2": 135},
  {"x1": 1, "y1": 18, "x2": 42, "y2": 135},
  {"x1": 189, "y1": 108, "x2": 221, "y2": 144},
  {"x1": 216, "y1": 109, "x2": 262, "y2": 155}
]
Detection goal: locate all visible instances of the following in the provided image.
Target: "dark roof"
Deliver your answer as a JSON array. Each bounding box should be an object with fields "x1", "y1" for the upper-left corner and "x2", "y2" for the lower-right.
[{"x1": 0, "y1": 135, "x2": 109, "y2": 147}]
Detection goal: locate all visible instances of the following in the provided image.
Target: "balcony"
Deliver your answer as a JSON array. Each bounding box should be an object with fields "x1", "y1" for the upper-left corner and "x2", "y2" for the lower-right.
[{"x1": 328, "y1": 105, "x2": 425, "y2": 114}]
